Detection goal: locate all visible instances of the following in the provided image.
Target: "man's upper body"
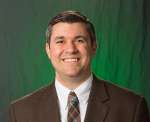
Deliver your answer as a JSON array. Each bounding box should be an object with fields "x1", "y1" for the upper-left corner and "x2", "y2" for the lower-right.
[
  {"x1": 9, "y1": 10, "x2": 150, "y2": 122},
  {"x1": 9, "y1": 74, "x2": 150, "y2": 122}
]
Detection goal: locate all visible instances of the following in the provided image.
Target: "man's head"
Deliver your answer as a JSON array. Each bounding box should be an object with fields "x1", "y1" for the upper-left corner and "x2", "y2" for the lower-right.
[
  {"x1": 46, "y1": 11, "x2": 96, "y2": 45},
  {"x1": 45, "y1": 11, "x2": 97, "y2": 88}
]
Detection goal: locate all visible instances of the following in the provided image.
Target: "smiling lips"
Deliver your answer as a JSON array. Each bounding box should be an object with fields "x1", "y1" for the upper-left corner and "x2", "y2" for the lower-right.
[{"x1": 62, "y1": 58, "x2": 80, "y2": 62}]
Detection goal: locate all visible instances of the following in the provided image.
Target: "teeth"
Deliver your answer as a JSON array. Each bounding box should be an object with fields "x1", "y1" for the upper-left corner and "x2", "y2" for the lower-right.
[{"x1": 63, "y1": 58, "x2": 78, "y2": 62}]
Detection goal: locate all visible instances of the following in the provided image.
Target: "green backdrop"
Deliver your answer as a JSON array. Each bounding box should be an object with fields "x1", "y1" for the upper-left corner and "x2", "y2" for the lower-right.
[{"x1": 0, "y1": 0, "x2": 150, "y2": 121}]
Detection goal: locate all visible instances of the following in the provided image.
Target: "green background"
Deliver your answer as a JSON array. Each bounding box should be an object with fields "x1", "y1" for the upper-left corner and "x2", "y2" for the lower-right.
[{"x1": 0, "y1": 0, "x2": 150, "y2": 121}]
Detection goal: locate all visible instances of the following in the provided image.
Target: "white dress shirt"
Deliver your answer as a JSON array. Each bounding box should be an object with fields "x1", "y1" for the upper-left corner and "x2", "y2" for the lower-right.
[{"x1": 55, "y1": 74, "x2": 93, "y2": 122}]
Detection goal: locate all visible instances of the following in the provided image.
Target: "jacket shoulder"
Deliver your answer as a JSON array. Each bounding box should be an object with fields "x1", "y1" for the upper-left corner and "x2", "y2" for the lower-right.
[
  {"x1": 10, "y1": 83, "x2": 54, "y2": 106},
  {"x1": 94, "y1": 75, "x2": 144, "y2": 102}
]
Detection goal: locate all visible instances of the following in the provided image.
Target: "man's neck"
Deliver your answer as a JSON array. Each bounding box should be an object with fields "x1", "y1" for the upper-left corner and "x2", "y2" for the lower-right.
[{"x1": 55, "y1": 72, "x2": 92, "y2": 90}]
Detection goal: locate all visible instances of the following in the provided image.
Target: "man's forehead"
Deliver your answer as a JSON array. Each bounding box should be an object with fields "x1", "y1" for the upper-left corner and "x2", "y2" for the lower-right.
[
  {"x1": 49, "y1": 22, "x2": 91, "y2": 42},
  {"x1": 51, "y1": 22, "x2": 88, "y2": 35}
]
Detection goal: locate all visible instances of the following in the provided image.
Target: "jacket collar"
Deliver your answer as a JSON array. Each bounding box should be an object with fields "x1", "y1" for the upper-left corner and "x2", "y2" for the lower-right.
[
  {"x1": 84, "y1": 75, "x2": 110, "y2": 122},
  {"x1": 37, "y1": 82, "x2": 61, "y2": 122}
]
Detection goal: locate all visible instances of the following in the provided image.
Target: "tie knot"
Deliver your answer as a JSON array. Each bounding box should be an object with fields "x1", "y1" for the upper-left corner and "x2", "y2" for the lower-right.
[{"x1": 68, "y1": 91, "x2": 79, "y2": 107}]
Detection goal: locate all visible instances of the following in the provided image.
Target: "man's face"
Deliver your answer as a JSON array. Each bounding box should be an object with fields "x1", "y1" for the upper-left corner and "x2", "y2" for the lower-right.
[{"x1": 46, "y1": 22, "x2": 96, "y2": 80}]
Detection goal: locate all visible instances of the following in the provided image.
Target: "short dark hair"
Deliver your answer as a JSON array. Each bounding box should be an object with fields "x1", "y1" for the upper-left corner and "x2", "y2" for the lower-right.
[{"x1": 46, "y1": 10, "x2": 96, "y2": 44}]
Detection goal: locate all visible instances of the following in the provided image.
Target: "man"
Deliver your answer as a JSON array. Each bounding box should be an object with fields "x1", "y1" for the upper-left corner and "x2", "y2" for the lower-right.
[{"x1": 9, "y1": 11, "x2": 150, "y2": 122}]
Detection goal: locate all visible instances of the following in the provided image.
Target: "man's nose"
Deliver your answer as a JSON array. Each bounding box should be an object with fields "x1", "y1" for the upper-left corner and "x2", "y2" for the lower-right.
[{"x1": 65, "y1": 41, "x2": 78, "y2": 53}]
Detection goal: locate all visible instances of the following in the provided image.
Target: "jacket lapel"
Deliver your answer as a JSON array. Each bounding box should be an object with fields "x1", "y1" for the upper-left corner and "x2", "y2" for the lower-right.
[
  {"x1": 36, "y1": 83, "x2": 61, "y2": 122},
  {"x1": 84, "y1": 75, "x2": 110, "y2": 122}
]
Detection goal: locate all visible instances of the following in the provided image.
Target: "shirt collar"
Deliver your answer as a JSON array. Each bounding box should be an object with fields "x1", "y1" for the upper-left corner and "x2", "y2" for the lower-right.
[
  {"x1": 55, "y1": 79, "x2": 70, "y2": 110},
  {"x1": 55, "y1": 74, "x2": 93, "y2": 109},
  {"x1": 74, "y1": 74, "x2": 93, "y2": 104}
]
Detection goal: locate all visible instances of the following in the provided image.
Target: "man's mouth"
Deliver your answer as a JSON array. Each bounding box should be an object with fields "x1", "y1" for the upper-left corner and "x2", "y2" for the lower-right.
[{"x1": 62, "y1": 58, "x2": 79, "y2": 62}]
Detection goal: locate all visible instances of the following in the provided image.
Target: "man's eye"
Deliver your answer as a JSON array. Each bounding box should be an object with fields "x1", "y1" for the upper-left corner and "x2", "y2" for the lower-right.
[
  {"x1": 56, "y1": 40, "x2": 64, "y2": 44},
  {"x1": 76, "y1": 39, "x2": 85, "y2": 43}
]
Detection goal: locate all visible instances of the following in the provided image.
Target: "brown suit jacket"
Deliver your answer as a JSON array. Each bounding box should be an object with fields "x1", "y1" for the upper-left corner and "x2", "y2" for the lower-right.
[{"x1": 9, "y1": 75, "x2": 150, "y2": 122}]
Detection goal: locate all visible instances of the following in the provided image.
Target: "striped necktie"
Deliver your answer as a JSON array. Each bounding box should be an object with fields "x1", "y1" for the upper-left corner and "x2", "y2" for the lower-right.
[{"x1": 67, "y1": 91, "x2": 81, "y2": 122}]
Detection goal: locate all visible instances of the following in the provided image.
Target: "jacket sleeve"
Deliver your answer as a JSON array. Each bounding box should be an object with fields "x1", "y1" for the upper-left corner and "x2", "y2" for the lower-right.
[{"x1": 134, "y1": 97, "x2": 150, "y2": 122}]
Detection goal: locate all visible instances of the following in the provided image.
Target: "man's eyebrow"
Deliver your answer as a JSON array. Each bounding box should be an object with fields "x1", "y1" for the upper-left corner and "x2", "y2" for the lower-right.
[
  {"x1": 74, "y1": 35, "x2": 88, "y2": 40},
  {"x1": 54, "y1": 36, "x2": 64, "y2": 40}
]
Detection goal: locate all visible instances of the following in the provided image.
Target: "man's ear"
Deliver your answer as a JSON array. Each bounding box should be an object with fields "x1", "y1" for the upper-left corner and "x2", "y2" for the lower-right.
[
  {"x1": 92, "y1": 41, "x2": 97, "y2": 55},
  {"x1": 45, "y1": 42, "x2": 51, "y2": 59}
]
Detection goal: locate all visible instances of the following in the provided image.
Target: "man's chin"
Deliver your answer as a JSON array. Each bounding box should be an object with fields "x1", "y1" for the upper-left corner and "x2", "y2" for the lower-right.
[{"x1": 64, "y1": 72, "x2": 81, "y2": 77}]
